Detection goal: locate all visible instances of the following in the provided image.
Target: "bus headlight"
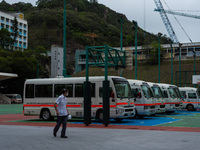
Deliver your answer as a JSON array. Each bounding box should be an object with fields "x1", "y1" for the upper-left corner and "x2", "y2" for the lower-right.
[{"x1": 116, "y1": 108, "x2": 124, "y2": 114}]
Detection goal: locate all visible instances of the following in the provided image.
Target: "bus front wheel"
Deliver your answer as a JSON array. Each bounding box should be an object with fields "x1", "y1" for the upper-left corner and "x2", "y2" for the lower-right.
[
  {"x1": 187, "y1": 104, "x2": 194, "y2": 111},
  {"x1": 41, "y1": 109, "x2": 52, "y2": 121},
  {"x1": 96, "y1": 110, "x2": 103, "y2": 123}
]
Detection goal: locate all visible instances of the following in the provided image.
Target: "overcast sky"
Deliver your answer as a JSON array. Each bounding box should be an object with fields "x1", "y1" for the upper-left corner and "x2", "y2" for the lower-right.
[{"x1": 3, "y1": 0, "x2": 200, "y2": 43}]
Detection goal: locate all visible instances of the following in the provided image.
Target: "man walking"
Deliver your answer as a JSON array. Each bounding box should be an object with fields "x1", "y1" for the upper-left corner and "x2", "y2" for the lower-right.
[{"x1": 53, "y1": 89, "x2": 69, "y2": 138}]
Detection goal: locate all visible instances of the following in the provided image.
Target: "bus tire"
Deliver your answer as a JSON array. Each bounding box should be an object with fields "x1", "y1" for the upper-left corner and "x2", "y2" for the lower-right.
[
  {"x1": 41, "y1": 109, "x2": 52, "y2": 121},
  {"x1": 187, "y1": 104, "x2": 194, "y2": 111},
  {"x1": 96, "y1": 110, "x2": 103, "y2": 123}
]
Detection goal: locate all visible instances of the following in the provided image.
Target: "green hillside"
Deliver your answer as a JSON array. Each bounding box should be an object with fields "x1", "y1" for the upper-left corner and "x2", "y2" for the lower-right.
[{"x1": 0, "y1": 0, "x2": 170, "y2": 52}]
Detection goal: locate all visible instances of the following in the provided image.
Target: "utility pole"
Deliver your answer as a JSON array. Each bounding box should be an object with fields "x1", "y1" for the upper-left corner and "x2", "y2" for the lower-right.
[
  {"x1": 63, "y1": 0, "x2": 67, "y2": 77},
  {"x1": 133, "y1": 20, "x2": 138, "y2": 80},
  {"x1": 158, "y1": 33, "x2": 162, "y2": 83}
]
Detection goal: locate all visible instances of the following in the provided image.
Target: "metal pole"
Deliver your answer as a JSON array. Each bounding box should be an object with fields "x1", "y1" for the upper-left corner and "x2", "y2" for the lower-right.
[
  {"x1": 103, "y1": 45, "x2": 110, "y2": 127},
  {"x1": 86, "y1": 46, "x2": 89, "y2": 82},
  {"x1": 158, "y1": 33, "x2": 162, "y2": 83},
  {"x1": 134, "y1": 21, "x2": 138, "y2": 80},
  {"x1": 84, "y1": 46, "x2": 91, "y2": 126},
  {"x1": 170, "y1": 40, "x2": 173, "y2": 85},
  {"x1": 63, "y1": 0, "x2": 67, "y2": 77},
  {"x1": 37, "y1": 62, "x2": 39, "y2": 78},
  {"x1": 194, "y1": 50, "x2": 196, "y2": 88},
  {"x1": 120, "y1": 15, "x2": 123, "y2": 51},
  {"x1": 179, "y1": 43, "x2": 182, "y2": 87}
]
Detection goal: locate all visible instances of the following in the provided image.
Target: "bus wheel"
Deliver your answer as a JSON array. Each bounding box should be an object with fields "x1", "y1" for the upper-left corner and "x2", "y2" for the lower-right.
[
  {"x1": 97, "y1": 110, "x2": 103, "y2": 123},
  {"x1": 187, "y1": 104, "x2": 194, "y2": 111},
  {"x1": 41, "y1": 109, "x2": 52, "y2": 121}
]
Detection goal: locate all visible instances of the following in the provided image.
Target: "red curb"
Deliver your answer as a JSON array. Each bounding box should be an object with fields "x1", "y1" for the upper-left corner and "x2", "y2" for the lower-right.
[{"x1": 1, "y1": 114, "x2": 200, "y2": 132}]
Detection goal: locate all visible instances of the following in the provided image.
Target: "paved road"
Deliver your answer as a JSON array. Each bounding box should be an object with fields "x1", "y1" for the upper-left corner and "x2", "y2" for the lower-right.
[{"x1": 1, "y1": 125, "x2": 200, "y2": 150}]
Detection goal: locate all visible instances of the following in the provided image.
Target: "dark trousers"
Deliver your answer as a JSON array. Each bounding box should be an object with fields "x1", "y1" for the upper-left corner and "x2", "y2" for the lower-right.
[{"x1": 54, "y1": 116, "x2": 67, "y2": 137}]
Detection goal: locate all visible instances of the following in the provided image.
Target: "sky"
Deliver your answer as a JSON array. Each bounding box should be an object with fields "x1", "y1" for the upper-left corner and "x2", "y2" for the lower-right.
[{"x1": 3, "y1": 0, "x2": 200, "y2": 43}]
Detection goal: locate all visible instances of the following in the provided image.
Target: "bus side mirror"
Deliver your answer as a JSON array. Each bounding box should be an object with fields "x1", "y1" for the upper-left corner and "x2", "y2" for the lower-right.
[
  {"x1": 138, "y1": 92, "x2": 142, "y2": 98},
  {"x1": 111, "y1": 92, "x2": 114, "y2": 98}
]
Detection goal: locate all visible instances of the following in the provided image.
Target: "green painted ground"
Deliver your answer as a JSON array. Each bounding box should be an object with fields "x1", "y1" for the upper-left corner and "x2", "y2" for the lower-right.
[
  {"x1": 158, "y1": 112, "x2": 200, "y2": 128},
  {"x1": 0, "y1": 104, "x2": 23, "y2": 115}
]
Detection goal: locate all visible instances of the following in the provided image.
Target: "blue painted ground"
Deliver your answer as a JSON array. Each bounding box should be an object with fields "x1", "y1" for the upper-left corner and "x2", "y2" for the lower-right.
[
  {"x1": 69, "y1": 116, "x2": 180, "y2": 126},
  {"x1": 68, "y1": 110, "x2": 200, "y2": 126}
]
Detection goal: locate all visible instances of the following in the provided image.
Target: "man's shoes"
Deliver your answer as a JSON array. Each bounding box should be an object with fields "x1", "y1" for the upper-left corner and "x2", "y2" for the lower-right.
[
  {"x1": 61, "y1": 136, "x2": 68, "y2": 138},
  {"x1": 53, "y1": 132, "x2": 56, "y2": 137}
]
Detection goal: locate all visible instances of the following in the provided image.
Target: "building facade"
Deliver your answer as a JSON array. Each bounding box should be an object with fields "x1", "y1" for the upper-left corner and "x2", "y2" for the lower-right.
[
  {"x1": 0, "y1": 11, "x2": 28, "y2": 50},
  {"x1": 75, "y1": 42, "x2": 200, "y2": 73},
  {"x1": 49, "y1": 45, "x2": 63, "y2": 78}
]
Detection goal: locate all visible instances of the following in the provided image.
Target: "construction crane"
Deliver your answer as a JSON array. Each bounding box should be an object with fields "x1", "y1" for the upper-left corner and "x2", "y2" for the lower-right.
[
  {"x1": 155, "y1": 9, "x2": 200, "y2": 20},
  {"x1": 154, "y1": 0, "x2": 179, "y2": 43},
  {"x1": 154, "y1": 0, "x2": 200, "y2": 43}
]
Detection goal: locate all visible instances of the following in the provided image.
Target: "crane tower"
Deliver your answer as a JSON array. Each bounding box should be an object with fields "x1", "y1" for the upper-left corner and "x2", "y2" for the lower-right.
[{"x1": 154, "y1": 0, "x2": 179, "y2": 43}]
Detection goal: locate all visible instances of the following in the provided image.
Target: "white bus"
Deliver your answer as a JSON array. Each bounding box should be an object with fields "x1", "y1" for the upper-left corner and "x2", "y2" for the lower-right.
[
  {"x1": 157, "y1": 83, "x2": 181, "y2": 114},
  {"x1": 147, "y1": 82, "x2": 166, "y2": 113},
  {"x1": 23, "y1": 76, "x2": 135, "y2": 122},
  {"x1": 128, "y1": 79, "x2": 156, "y2": 118},
  {"x1": 179, "y1": 87, "x2": 200, "y2": 111}
]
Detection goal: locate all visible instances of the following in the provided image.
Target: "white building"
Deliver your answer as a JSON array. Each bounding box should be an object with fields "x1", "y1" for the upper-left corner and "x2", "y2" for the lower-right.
[
  {"x1": 49, "y1": 45, "x2": 63, "y2": 78},
  {"x1": 0, "y1": 11, "x2": 28, "y2": 50}
]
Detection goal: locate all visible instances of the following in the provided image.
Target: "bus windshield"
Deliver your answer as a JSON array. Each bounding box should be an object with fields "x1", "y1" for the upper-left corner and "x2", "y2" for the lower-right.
[
  {"x1": 141, "y1": 84, "x2": 153, "y2": 98},
  {"x1": 113, "y1": 78, "x2": 132, "y2": 98},
  {"x1": 197, "y1": 91, "x2": 200, "y2": 98},
  {"x1": 174, "y1": 88, "x2": 181, "y2": 98},
  {"x1": 168, "y1": 87, "x2": 179, "y2": 98},
  {"x1": 151, "y1": 86, "x2": 163, "y2": 98}
]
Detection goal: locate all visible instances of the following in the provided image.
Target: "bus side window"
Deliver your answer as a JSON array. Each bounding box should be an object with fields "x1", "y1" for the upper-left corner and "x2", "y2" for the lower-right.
[
  {"x1": 35, "y1": 85, "x2": 53, "y2": 97},
  {"x1": 54, "y1": 84, "x2": 73, "y2": 97},
  {"x1": 75, "y1": 83, "x2": 95, "y2": 98},
  {"x1": 25, "y1": 84, "x2": 34, "y2": 98},
  {"x1": 99, "y1": 87, "x2": 112, "y2": 98},
  {"x1": 75, "y1": 84, "x2": 84, "y2": 97},
  {"x1": 131, "y1": 88, "x2": 139, "y2": 98},
  {"x1": 180, "y1": 91, "x2": 186, "y2": 98}
]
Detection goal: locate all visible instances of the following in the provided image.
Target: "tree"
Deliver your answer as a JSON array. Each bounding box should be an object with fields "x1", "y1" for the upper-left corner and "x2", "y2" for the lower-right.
[
  {"x1": 0, "y1": 28, "x2": 12, "y2": 49},
  {"x1": 147, "y1": 41, "x2": 165, "y2": 64},
  {"x1": 89, "y1": 0, "x2": 98, "y2": 3},
  {"x1": 11, "y1": 17, "x2": 18, "y2": 50}
]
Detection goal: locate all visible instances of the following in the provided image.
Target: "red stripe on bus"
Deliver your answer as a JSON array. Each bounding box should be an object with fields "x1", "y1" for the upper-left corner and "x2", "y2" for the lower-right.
[
  {"x1": 23, "y1": 104, "x2": 116, "y2": 108},
  {"x1": 116, "y1": 102, "x2": 128, "y2": 105},
  {"x1": 165, "y1": 102, "x2": 181, "y2": 104},
  {"x1": 155, "y1": 103, "x2": 162, "y2": 105},
  {"x1": 135, "y1": 104, "x2": 155, "y2": 106},
  {"x1": 23, "y1": 104, "x2": 81, "y2": 107}
]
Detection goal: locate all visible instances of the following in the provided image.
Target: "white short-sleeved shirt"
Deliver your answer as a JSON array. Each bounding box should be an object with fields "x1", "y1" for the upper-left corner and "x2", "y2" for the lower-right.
[{"x1": 55, "y1": 94, "x2": 68, "y2": 116}]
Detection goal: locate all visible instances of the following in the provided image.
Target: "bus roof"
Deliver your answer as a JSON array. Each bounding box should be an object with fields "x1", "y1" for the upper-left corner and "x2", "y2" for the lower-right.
[
  {"x1": 179, "y1": 87, "x2": 197, "y2": 91},
  {"x1": 25, "y1": 76, "x2": 127, "y2": 84},
  {"x1": 128, "y1": 79, "x2": 148, "y2": 86},
  {"x1": 157, "y1": 83, "x2": 178, "y2": 89}
]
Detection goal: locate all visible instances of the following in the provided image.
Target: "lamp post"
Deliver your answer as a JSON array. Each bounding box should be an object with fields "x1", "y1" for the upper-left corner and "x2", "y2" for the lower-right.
[
  {"x1": 193, "y1": 50, "x2": 196, "y2": 88},
  {"x1": 158, "y1": 33, "x2": 162, "y2": 83},
  {"x1": 133, "y1": 20, "x2": 138, "y2": 80},
  {"x1": 170, "y1": 39, "x2": 173, "y2": 85},
  {"x1": 179, "y1": 43, "x2": 182, "y2": 87},
  {"x1": 118, "y1": 14, "x2": 124, "y2": 51},
  {"x1": 63, "y1": 0, "x2": 67, "y2": 77}
]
